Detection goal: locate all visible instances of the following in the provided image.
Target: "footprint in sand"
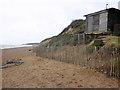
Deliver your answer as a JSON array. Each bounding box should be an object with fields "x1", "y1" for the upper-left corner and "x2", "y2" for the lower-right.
[
  {"x1": 57, "y1": 83, "x2": 62, "y2": 86},
  {"x1": 74, "y1": 81, "x2": 77, "y2": 83},
  {"x1": 51, "y1": 79, "x2": 55, "y2": 82},
  {"x1": 79, "y1": 80, "x2": 83, "y2": 81},
  {"x1": 77, "y1": 85, "x2": 83, "y2": 87},
  {"x1": 90, "y1": 85, "x2": 94, "y2": 88},
  {"x1": 42, "y1": 73, "x2": 44, "y2": 75},
  {"x1": 68, "y1": 81, "x2": 73, "y2": 84},
  {"x1": 72, "y1": 78, "x2": 76, "y2": 80},
  {"x1": 41, "y1": 85, "x2": 46, "y2": 88},
  {"x1": 72, "y1": 74, "x2": 75, "y2": 76}
]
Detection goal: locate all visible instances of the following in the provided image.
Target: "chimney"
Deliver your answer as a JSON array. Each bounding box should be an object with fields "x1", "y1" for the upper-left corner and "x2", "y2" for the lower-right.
[{"x1": 118, "y1": 1, "x2": 120, "y2": 10}]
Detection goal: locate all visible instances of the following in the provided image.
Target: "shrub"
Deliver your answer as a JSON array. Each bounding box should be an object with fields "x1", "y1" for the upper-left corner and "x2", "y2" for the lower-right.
[{"x1": 91, "y1": 40, "x2": 104, "y2": 47}]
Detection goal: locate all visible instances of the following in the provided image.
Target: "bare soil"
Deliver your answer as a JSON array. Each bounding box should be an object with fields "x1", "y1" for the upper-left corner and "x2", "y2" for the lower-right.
[{"x1": 2, "y1": 56, "x2": 118, "y2": 88}]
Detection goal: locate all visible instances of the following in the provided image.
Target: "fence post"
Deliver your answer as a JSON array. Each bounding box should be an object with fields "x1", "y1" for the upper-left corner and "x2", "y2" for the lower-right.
[{"x1": 83, "y1": 33, "x2": 85, "y2": 44}]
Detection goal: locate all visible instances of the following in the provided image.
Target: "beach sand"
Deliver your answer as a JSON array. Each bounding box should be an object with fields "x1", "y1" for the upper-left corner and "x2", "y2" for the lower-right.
[
  {"x1": 1, "y1": 46, "x2": 119, "y2": 88},
  {"x1": 1, "y1": 46, "x2": 36, "y2": 89},
  {"x1": 2, "y1": 46, "x2": 35, "y2": 62},
  {"x1": 2, "y1": 57, "x2": 119, "y2": 88}
]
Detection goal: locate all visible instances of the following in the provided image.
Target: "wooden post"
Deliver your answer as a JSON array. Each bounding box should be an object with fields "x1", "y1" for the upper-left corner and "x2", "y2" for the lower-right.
[
  {"x1": 83, "y1": 33, "x2": 85, "y2": 44},
  {"x1": 78, "y1": 34, "x2": 80, "y2": 44}
]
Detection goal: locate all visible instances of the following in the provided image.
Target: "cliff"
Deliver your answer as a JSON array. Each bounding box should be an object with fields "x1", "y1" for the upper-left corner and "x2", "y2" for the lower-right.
[{"x1": 39, "y1": 19, "x2": 85, "y2": 47}]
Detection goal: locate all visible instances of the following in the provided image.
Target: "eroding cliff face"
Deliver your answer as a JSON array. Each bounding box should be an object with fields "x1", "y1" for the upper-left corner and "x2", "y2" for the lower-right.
[{"x1": 39, "y1": 19, "x2": 85, "y2": 47}]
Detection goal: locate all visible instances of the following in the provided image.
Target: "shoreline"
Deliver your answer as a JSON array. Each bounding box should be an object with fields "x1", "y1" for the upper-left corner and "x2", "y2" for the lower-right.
[
  {"x1": 0, "y1": 45, "x2": 34, "y2": 49},
  {"x1": 1, "y1": 46, "x2": 36, "y2": 62}
]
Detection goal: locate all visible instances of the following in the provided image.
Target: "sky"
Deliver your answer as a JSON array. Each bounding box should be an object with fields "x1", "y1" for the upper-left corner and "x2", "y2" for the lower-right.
[{"x1": 0, "y1": 0, "x2": 119, "y2": 45}]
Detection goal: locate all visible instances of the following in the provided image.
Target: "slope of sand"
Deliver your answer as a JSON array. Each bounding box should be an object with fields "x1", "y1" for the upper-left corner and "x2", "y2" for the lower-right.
[{"x1": 2, "y1": 56, "x2": 118, "y2": 88}]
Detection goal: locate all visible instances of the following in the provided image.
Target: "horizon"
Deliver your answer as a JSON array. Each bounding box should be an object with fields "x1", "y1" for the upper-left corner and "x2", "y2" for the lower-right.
[{"x1": 0, "y1": 0, "x2": 119, "y2": 45}]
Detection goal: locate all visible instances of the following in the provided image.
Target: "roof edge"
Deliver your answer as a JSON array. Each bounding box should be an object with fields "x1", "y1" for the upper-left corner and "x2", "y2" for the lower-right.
[{"x1": 84, "y1": 8, "x2": 120, "y2": 17}]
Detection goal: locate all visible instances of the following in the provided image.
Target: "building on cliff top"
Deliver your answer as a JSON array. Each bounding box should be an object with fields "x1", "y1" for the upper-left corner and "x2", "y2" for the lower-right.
[{"x1": 84, "y1": 8, "x2": 120, "y2": 34}]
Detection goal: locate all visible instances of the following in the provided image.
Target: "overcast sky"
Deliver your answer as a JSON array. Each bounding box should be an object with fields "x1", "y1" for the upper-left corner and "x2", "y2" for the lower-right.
[{"x1": 0, "y1": 0, "x2": 119, "y2": 45}]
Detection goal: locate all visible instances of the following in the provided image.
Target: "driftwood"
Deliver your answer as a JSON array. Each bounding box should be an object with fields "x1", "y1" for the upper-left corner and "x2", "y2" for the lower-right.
[{"x1": 0, "y1": 59, "x2": 24, "y2": 69}]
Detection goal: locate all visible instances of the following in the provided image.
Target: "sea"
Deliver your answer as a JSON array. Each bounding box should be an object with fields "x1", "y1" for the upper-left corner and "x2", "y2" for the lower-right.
[{"x1": 0, "y1": 45, "x2": 33, "y2": 49}]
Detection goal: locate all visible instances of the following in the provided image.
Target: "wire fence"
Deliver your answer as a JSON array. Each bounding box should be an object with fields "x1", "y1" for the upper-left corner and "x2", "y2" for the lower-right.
[{"x1": 34, "y1": 45, "x2": 120, "y2": 79}]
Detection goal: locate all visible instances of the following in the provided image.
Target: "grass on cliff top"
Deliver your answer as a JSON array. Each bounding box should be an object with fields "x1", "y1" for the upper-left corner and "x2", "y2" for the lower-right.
[{"x1": 100, "y1": 35, "x2": 120, "y2": 47}]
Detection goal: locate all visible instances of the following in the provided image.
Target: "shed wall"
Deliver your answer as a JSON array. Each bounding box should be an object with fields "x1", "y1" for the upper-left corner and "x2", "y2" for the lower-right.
[
  {"x1": 87, "y1": 16, "x2": 93, "y2": 32},
  {"x1": 99, "y1": 12, "x2": 108, "y2": 31},
  {"x1": 93, "y1": 15, "x2": 99, "y2": 31}
]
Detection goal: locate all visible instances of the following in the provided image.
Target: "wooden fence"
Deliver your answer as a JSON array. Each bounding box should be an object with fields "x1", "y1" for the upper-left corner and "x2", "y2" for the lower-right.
[{"x1": 35, "y1": 45, "x2": 120, "y2": 79}]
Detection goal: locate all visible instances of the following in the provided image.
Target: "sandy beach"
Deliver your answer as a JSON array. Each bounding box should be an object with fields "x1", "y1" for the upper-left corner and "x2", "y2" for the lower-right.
[
  {"x1": 1, "y1": 46, "x2": 119, "y2": 88},
  {"x1": 1, "y1": 46, "x2": 35, "y2": 62}
]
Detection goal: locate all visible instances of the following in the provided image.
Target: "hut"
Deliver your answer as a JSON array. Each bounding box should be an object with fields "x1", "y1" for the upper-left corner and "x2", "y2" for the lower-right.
[{"x1": 84, "y1": 8, "x2": 120, "y2": 33}]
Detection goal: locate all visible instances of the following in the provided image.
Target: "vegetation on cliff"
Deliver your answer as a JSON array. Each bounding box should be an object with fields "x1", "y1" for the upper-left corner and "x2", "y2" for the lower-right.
[{"x1": 39, "y1": 19, "x2": 85, "y2": 47}]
